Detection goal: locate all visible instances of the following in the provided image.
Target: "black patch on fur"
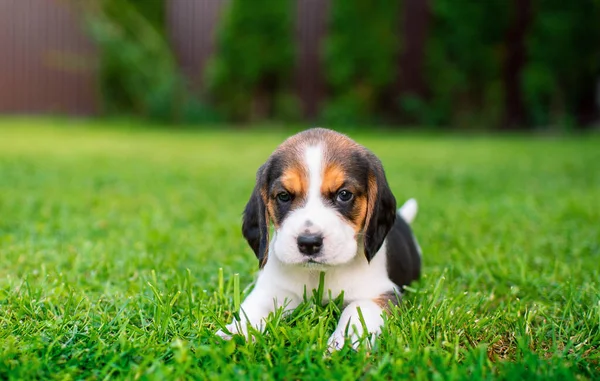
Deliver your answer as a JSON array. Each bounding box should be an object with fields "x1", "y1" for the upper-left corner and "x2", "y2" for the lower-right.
[
  {"x1": 331, "y1": 193, "x2": 358, "y2": 221},
  {"x1": 348, "y1": 151, "x2": 370, "y2": 183},
  {"x1": 242, "y1": 163, "x2": 270, "y2": 267},
  {"x1": 326, "y1": 151, "x2": 369, "y2": 225},
  {"x1": 385, "y1": 215, "x2": 421, "y2": 288},
  {"x1": 266, "y1": 152, "x2": 299, "y2": 225},
  {"x1": 364, "y1": 155, "x2": 397, "y2": 262},
  {"x1": 273, "y1": 195, "x2": 293, "y2": 223}
]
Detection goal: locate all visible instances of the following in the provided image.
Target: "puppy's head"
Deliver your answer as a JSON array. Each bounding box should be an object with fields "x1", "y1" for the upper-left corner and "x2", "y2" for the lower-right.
[{"x1": 242, "y1": 128, "x2": 396, "y2": 268}]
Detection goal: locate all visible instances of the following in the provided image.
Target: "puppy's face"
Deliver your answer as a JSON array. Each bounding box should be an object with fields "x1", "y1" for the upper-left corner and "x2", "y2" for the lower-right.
[{"x1": 242, "y1": 128, "x2": 396, "y2": 268}]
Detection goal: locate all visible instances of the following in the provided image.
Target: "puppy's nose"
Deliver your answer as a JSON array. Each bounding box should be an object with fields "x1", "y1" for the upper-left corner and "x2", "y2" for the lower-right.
[{"x1": 297, "y1": 233, "x2": 323, "y2": 256}]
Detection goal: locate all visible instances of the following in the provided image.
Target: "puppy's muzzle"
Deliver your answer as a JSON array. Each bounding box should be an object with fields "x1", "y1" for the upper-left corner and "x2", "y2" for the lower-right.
[{"x1": 297, "y1": 233, "x2": 323, "y2": 256}]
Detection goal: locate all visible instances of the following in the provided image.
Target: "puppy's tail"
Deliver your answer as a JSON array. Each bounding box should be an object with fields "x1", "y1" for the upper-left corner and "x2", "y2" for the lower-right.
[{"x1": 398, "y1": 198, "x2": 418, "y2": 224}]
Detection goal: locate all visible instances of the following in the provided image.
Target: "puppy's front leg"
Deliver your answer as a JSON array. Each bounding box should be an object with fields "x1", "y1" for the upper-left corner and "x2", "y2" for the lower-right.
[
  {"x1": 216, "y1": 281, "x2": 300, "y2": 340},
  {"x1": 327, "y1": 300, "x2": 386, "y2": 351}
]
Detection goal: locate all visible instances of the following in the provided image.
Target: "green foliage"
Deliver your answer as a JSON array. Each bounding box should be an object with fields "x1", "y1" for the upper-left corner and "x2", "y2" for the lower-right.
[
  {"x1": 403, "y1": 0, "x2": 600, "y2": 129},
  {"x1": 206, "y1": 0, "x2": 297, "y2": 122},
  {"x1": 1, "y1": 120, "x2": 599, "y2": 378},
  {"x1": 128, "y1": 0, "x2": 165, "y2": 31},
  {"x1": 418, "y1": 0, "x2": 509, "y2": 128},
  {"x1": 523, "y1": 0, "x2": 600, "y2": 127},
  {"x1": 81, "y1": 1, "x2": 600, "y2": 128},
  {"x1": 323, "y1": 0, "x2": 401, "y2": 125},
  {"x1": 87, "y1": 0, "x2": 218, "y2": 123}
]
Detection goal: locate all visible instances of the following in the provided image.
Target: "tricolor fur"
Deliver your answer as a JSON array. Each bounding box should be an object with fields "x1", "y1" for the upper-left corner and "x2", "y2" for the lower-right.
[{"x1": 217, "y1": 128, "x2": 422, "y2": 350}]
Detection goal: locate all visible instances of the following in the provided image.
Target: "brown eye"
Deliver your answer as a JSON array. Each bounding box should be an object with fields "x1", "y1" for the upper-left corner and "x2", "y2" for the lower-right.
[
  {"x1": 336, "y1": 190, "x2": 353, "y2": 203},
  {"x1": 277, "y1": 192, "x2": 292, "y2": 203}
]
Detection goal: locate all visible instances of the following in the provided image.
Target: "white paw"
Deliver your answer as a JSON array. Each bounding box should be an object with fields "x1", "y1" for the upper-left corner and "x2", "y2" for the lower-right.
[
  {"x1": 215, "y1": 328, "x2": 233, "y2": 340},
  {"x1": 327, "y1": 330, "x2": 347, "y2": 352},
  {"x1": 216, "y1": 321, "x2": 248, "y2": 340},
  {"x1": 216, "y1": 318, "x2": 267, "y2": 342},
  {"x1": 327, "y1": 326, "x2": 379, "y2": 352}
]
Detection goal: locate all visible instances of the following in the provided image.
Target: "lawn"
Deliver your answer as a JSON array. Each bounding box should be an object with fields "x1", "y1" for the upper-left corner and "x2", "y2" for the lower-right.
[{"x1": 0, "y1": 119, "x2": 598, "y2": 380}]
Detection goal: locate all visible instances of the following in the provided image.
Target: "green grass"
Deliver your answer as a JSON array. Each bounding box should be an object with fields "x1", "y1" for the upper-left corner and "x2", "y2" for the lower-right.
[{"x1": 0, "y1": 119, "x2": 598, "y2": 380}]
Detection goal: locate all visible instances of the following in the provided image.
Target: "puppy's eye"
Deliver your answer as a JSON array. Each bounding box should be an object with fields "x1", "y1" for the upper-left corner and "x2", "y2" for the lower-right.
[
  {"x1": 336, "y1": 190, "x2": 353, "y2": 203},
  {"x1": 277, "y1": 192, "x2": 292, "y2": 202}
]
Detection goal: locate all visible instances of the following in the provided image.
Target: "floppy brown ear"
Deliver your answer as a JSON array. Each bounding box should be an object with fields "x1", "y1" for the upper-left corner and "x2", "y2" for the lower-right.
[
  {"x1": 242, "y1": 163, "x2": 270, "y2": 267},
  {"x1": 363, "y1": 156, "x2": 397, "y2": 262}
]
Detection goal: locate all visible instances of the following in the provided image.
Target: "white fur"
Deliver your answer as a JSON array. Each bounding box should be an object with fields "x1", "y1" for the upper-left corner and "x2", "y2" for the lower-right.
[
  {"x1": 328, "y1": 299, "x2": 384, "y2": 351},
  {"x1": 217, "y1": 242, "x2": 397, "y2": 350},
  {"x1": 398, "y1": 198, "x2": 418, "y2": 224},
  {"x1": 398, "y1": 198, "x2": 422, "y2": 257},
  {"x1": 272, "y1": 145, "x2": 357, "y2": 266},
  {"x1": 217, "y1": 145, "x2": 416, "y2": 351}
]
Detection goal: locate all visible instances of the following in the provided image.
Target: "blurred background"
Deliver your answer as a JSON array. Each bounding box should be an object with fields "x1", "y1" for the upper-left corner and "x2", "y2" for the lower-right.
[{"x1": 1, "y1": 0, "x2": 599, "y2": 130}]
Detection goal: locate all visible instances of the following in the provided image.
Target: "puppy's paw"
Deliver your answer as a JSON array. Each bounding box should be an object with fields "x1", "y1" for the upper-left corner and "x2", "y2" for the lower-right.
[
  {"x1": 215, "y1": 328, "x2": 233, "y2": 341},
  {"x1": 327, "y1": 327, "x2": 378, "y2": 352},
  {"x1": 326, "y1": 330, "x2": 347, "y2": 352},
  {"x1": 215, "y1": 321, "x2": 247, "y2": 341}
]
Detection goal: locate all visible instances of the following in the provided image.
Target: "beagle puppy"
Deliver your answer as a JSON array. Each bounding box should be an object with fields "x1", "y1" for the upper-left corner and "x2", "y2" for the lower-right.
[{"x1": 217, "y1": 128, "x2": 421, "y2": 350}]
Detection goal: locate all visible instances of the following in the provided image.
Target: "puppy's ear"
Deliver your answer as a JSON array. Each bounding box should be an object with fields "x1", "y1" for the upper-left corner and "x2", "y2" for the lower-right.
[
  {"x1": 242, "y1": 163, "x2": 270, "y2": 267},
  {"x1": 363, "y1": 156, "x2": 396, "y2": 262}
]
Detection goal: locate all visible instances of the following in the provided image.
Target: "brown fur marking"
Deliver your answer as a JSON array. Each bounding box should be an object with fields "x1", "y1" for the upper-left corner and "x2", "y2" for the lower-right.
[
  {"x1": 352, "y1": 195, "x2": 368, "y2": 234},
  {"x1": 281, "y1": 166, "x2": 308, "y2": 198},
  {"x1": 257, "y1": 128, "x2": 378, "y2": 266},
  {"x1": 364, "y1": 173, "x2": 378, "y2": 234},
  {"x1": 374, "y1": 291, "x2": 401, "y2": 312},
  {"x1": 321, "y1": 164, "x2": 345, "y2": 195},
  {"x1": 259, "y1": 187, "x2": 270, "y2": 268}
]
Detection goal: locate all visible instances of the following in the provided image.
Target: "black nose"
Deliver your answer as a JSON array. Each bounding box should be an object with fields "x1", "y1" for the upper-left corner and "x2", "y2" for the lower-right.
[{"x1": 297, "y1": 234, "x2": 323, "y2": 255}]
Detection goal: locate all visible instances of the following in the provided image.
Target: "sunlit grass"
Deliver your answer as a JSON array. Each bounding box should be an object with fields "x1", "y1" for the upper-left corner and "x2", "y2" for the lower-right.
[{"x1": 0, "y1": 119, "x2": 598, "y2": 379}]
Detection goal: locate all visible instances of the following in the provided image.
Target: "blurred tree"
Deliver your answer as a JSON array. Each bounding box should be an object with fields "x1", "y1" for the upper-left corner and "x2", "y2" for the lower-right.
[
  {"x1": 502, "y1": 0, "x2": 532, "y2": 130},
  {"x1": 81, "y1": 0, "x2": 600, "y2": 129},
  {"x1": 323, "y1": 0, "x2": 401, "y2": 125},
  {"x1": 128, "y1": 0, "x2": 164, "y2": 31},
  {"x1": 523, "y1": 0, "x2": 600, "y2": 128},
  {"x1": 397, "y1": 0, "x2": 431, "y2": 121},
  {"x1": 205, "y1": 0, "x2": 298, "y2": 122},
  {"x1": 86, "y1": 0, "x2": 218, "y2": 123},
  {"x1": 87, "y1": 0, "x2": 179, "y2": 120},
  {"x1": 420, "y1": 0, "x2": 510, "y2": 128}
]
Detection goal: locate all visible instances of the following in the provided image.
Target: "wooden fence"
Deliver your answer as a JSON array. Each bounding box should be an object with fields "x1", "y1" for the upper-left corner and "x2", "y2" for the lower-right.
[
  {"x1": 0, "y1": 0, "x2": 98, "y2": 115},
  {"x1": 0, "y1": 0, "x2": 331, "y2": 118}
]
